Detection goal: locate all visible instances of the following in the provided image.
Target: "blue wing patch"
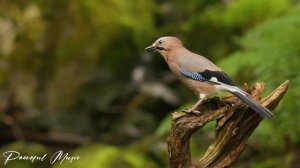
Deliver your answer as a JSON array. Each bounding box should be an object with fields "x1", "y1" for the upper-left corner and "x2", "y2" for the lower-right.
[
  {"x1": 179, "y1": 68, "x2": 206, "y2": 82},
  {"x1": 179, "y1": 68, "x2": 222, "y2": 85}
]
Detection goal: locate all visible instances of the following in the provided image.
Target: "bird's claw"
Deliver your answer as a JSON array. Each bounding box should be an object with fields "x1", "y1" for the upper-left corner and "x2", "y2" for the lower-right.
[{"x1": 183, "y1": 108, "x2": 201, "y2": 114}]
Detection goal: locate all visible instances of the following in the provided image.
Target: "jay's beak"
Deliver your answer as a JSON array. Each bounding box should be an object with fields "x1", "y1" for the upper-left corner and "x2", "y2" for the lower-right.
[{"x1": 145, "y1": 45, "x2": 156, "y2": 52}]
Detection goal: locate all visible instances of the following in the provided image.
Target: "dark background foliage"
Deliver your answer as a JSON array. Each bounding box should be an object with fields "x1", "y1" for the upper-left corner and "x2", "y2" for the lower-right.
[{"x1": 0, "y1": 0, "x2": 299, "y2": 167}]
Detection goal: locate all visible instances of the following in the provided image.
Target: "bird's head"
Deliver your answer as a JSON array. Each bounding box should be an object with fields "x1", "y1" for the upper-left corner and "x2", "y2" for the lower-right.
[{"x1": 145, "y1": 36, "x2": 183, "y2": 57}]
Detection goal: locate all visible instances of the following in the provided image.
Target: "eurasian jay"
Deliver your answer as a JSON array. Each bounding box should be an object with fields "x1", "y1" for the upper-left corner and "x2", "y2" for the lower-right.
[{"x1": 145, "y1": 36, "x2": 274, "y2": 119}]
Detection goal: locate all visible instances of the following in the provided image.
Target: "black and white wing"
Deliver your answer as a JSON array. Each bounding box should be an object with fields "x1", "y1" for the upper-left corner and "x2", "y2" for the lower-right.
[{"x1": 179, "y1": 68, "x2": 235, "y2": 86}]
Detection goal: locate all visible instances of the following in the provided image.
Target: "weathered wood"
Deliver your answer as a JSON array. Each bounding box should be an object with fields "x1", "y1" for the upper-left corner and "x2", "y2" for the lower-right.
[{"x1": 167, "y1": 81, "x2": 289, "y2": 168}]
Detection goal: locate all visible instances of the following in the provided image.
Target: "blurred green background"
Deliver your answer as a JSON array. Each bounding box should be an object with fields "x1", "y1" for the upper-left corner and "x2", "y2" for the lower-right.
[{"x1": 0, "y1": 0, "x2": 299, "y2": 167}]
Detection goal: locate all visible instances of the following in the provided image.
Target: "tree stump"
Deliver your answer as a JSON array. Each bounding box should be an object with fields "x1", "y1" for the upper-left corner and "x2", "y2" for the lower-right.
[{"x1": 167, "y1": 81, "x2": 289, "y2": 168}]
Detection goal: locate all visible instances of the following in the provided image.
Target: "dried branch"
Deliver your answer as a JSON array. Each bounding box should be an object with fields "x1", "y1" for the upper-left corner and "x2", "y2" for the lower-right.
[{"x1": 167, "y1": 80, "x2": 289, "y2": 168}]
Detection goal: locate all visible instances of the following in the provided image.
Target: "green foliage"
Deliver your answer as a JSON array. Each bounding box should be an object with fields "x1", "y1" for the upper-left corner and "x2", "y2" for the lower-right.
[
  {"x1": 155, "y1": 103, "x2": 193, "y2": 136},
  {"x1": 197, "y1": 0, "x2": 291, "y2": 30},
  {"x1": 0, "y1": 0, "x2": 155, "y2": 132},
  {"x1": 219, "y1": 5, "x2": 300, "y2": 163},
  {"x1": 236, "y1": 152, "x2": 294, "y2": 168},
  {"x1": 181, "y1": 0, "x2": 292, "y2": 61},
  {"x1": 155, "y1": 114, "x2": 171, "y2": 137},
  {"x1": 53, "y1": 144, "x2": 158, "y2": 168},
  {"x1": 221, "y1": 0, "x2": 290, "y2": 28},
  {"x1": 1, "y1": 0, "x2": 300, "y2": 167},
  {"x1": 0, "y1": 141, "x2": 49, "y2": 168}
]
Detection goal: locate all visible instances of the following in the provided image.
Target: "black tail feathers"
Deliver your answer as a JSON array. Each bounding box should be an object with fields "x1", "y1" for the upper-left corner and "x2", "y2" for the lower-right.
[{"x1": 231, "y1": 91, "x2": 274, "y2": 119}]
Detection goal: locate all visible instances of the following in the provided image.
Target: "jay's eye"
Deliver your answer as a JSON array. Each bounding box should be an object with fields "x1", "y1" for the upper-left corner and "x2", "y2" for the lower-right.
[{"x1": 158, "y1": 40, "x2": 163, "y2": 45}]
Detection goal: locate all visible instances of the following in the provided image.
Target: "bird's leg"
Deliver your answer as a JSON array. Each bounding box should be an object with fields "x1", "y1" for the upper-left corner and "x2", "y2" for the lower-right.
[
  {"x1": 186, "y1": 99, "x2": 204, "y2": 113},
  {"x1": 184, "y1": 93, "x2": 207, "y2": 114}
]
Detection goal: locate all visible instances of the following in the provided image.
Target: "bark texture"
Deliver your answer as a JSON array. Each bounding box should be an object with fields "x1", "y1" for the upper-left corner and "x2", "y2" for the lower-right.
[{"x1": 167, "y1": 81, "x2": 289, "y2": 168}]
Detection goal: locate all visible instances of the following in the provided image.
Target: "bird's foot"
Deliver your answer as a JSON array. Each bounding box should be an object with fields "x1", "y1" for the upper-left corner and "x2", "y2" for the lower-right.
[{"x1": 183, "y1": 108, "x2": 201, "y2": 114}]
